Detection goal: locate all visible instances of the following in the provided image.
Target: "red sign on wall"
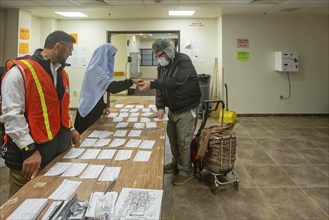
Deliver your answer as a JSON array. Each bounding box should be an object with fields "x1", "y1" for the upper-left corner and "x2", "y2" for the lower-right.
[{"x1": 237, "y1": 38, "x2": 249, "y2": 48}]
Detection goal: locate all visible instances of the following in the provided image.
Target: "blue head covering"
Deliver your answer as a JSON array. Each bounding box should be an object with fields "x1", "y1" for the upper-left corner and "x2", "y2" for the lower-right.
[{"x1": 78, "y1": 43, "x2": 117, "y2": 117}]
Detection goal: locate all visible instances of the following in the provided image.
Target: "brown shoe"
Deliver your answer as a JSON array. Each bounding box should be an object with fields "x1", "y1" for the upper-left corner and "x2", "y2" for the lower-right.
[
  {"x1": 164, "y1": 163, "x2": 178, "y2": 174},
  {"x1": 172, "y1": 174, "x2": 193, "y2": 186}
]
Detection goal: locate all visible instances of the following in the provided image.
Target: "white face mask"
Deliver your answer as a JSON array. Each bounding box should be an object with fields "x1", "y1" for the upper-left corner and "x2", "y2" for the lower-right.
[{"x1": 158, "y1": 57, "x2": 169, "y2": 66}]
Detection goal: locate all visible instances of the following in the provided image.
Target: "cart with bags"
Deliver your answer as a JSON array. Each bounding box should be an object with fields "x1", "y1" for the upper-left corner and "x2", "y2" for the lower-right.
[{"x1": 191, "y1": 100, "x2": 239, "y2": 194}]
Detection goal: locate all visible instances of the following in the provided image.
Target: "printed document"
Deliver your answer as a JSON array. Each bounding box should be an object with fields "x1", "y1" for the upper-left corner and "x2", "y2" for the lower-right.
[{"x1": 7, "y1": 198, "x2": 47, "y2": 220}]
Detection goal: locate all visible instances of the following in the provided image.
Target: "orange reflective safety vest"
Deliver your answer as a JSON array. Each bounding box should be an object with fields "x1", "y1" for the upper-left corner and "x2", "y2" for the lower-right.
[{"x1": 4, "y1": 59, "x2": 72, "y2": 143}]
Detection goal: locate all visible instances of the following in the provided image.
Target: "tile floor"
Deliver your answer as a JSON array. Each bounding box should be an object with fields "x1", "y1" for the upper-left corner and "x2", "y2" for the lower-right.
[{"x1": 0, "y1": 96, "x2": 328, "y2": 220}]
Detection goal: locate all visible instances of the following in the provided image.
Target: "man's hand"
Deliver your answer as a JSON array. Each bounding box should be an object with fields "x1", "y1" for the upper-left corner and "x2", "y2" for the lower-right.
[
  {"x1": 22, "y1": 150, "x2": 41, "y2": 180},
  {"x1": 71, "y1": 129, "x2": 80, "y2": 145},
  {"x1": 138, "y1": 81, "x2": 151, "y2": 91},
  {"x1": 157, "y1": 109, "x2": 165, "y2": 119},
  {"x1": 132, "y1": 78, "x2": 144, "y2": 84}
]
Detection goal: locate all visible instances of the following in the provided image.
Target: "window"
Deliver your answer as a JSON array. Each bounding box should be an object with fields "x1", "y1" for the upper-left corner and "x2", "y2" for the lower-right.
[{"x1": 140, "y1": 49, "x2": 158, "y2": 66}]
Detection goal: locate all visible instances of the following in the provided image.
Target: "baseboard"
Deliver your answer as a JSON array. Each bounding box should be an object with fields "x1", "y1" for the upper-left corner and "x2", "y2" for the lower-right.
[{"x1": 237, "y1": 113, "x2": 329, "y2": 117}]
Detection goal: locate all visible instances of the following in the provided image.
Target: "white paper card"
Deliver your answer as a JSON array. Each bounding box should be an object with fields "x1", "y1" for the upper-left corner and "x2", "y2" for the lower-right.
[
  {"x1": 93, "y1": 139, "x2": 111, "y2": 147},
  {"x1": 128, "y1": 130, "x2": 142, "y2": 137},
  {"x1": 80, "y1": 149, "x2": 101, "y2": 160},
  {"x1": 115, "y1": 188, "x2": 163, "y2": 220},
  {"x1": 98, "y1": 167, "x2": 121, "y2": 182},
  {"x1": 114, "y1": 104, "x2": 124, "y2": 108},
  {"x1": 81, "y1": 165, "x2": 105, "y2": 179},
  {"x1": 97, "y1": 149, "x2": 116, "y2": 159},
  {"x1": 49, "y1": 179, "x2": 81, "y2": 200},
  {"x1": 109, "y1": 138, "x2": 126, "y2": 147},
  {"x1": 80, "y1": 138, "x2": 97, "y2": 147},
  {"x1": 133, "y1": 122, "x2": 144, "y2": 129},
  {"x1": 115, "y1": 150, "x2": 133, "y2": 161},
  {"x1": 125, "y1": 139, "x2": 142, "y2": 148},
  {"x1": 44, "y1": 162, "x2": 71, "y2": 176},
  {"x1": 140, "y1": 140, "x2": 156, "y2": 149},
  {"x1": 8, "y1": 198, "x2": 48, "y2": 220},
  {"x1": 134, "y1": 151, "x2": 152, "y2": 162},
  {"x1": 61, "y1": 163, "x2": 88, "y2": 176},
  {"x1": 114, "y1": 130, "x2": 127, "y2": 137},
  {"x1": 63, "y1": 148, "x2": 85, "y2": 159}
]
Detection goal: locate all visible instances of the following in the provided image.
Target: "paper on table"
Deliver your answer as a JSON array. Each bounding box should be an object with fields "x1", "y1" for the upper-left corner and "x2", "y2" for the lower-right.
[
  {"x1": 61, "y1": 163, "x2": 88, "y2": 176},
  {"x1": 106, "y1": 112, "x2": 118, "y2": 118},
  {"x1": 115, "y1": 122, "x2": 129, "y2": 128},
  {"x1": 135, "y1": 105, "x2": 144, "y2": 109},
  {"x1": 7, "y1": 198, "x2": 48, "y2": 220},
  {"x1": 93, "y1": 139, "x2": 111, "y2": 147},
  {"x1": 115, "y1": 150, "x2": 133, "y2": 161},
  {"x1": 85, "y1": 192, "x2": 118, "y2": 218},
  {"x1": 129, "y1": 112, "x2": 140, "y2": 117},
  {"x1": 80, "y1": 149, "x2": 101, "y2": 159},
  {"x1": 139, "y1": 140, "x2": 156, "y2": 149},
  {"x1": 113, "y1": 117, "x2": 123, "y2": 122},
  {"x1": 127, "y1": 117, "x2": 138, "y2": 122},
  {"x1": 146, "y1": 122, "x2": 157, "y2": 128},
  {"x1": 80, "y1": 138, "x2": 97, "y2": 147},
  {"x1": 118, "y1": 113, "x2": 129, "y2": 118},
  {"x1": 115, "y1": 188, "x2": 163, "y2": 220},
  {"x1": 128, "y1": 130, "x2": 142, "y2": 137},
  {"x1": 141, "y1": 112, "x2": 153, "y2": 117},
  {"x1": 88, "y1": 130, "x2": 113, "y2": 138},
  {"x1": 114, "y1": 104, "x2": 124, "y2": 108},
  {"x1": 109, "y1": 138, "x2": 126, "y2": 147},
  {"x1": 49, "y1": 179, "x2": 81, "y2": 200},
  {"x1": 133, "y1": 122, "x2": 145, "y2": 129},
  {"x1": 44, "y1": 162, "x2": 71, "y2": 176},
  {"x1": 124, "y1": 104, "x2": 134, "y2": 108},
  {"x1": 114, "y1": 130, "x2": 127, "y2": 137},
  {"x1": 63, "y1": 148, "x2": 85, "y2": 159},
  {"x1": 97, "y1": 149, "x2": 116, "y2": 159},
  {"x1": 140, "y1": 117, "x2": 150, "y2": 123},
  {"x1": 142, "y1": 108, "x2": 151, "y2": 112},
  {"x1": 129, "y1": 108, "x2": 139, "y2": 113},
  {"x1": 134, "y1": 151, "x2": 152, "y2": 162},
  {"x1": 125, "y1": 139, "x2": 142, "y2": 148},
  {"x1": 80, "y1": 164, "x2": 105, "y2": 179},
  {"x1": 98, "y1": 167, "x2": 121, "y2": 181},
  {"x1": 119, "y1": 108, "x2": 129, "y2": 112}
]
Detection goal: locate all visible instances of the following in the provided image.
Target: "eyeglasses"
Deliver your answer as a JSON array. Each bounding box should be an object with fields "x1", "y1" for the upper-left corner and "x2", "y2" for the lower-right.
[
  {"x1": 60, "y1": 41, "x2": 74, "y2": 52},
  {"x1": 154, "y1": 51, "x2": 165, "y2": 59}
]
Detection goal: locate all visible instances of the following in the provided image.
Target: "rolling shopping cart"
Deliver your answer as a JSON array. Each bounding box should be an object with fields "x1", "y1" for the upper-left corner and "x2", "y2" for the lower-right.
[{"x1": 191, "y1": 100, "x2": 239, "y2": 194}]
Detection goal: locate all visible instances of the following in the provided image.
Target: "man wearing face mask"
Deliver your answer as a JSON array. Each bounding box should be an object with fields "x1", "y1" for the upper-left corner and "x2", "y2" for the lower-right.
[{"x1": 138, "y1": 39, "x2": 201, "y2": 185}]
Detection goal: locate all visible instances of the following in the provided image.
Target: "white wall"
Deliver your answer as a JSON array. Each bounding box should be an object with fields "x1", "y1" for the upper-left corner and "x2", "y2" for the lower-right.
[
  {"x1": 57, "y1": 18, "x2": 217, "y2": 107},
  {"x1": 222, "y1": 14, "x2": 329, "y2": 114}
]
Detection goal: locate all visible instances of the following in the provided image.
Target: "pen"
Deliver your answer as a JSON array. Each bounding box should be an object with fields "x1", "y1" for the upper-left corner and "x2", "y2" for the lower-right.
[
  {"x1": 47, "y1": 200, "x2": 64, "y2": 220},
  {"x1": 104, "y1": 178, "x2": 117, "y2": 195}
]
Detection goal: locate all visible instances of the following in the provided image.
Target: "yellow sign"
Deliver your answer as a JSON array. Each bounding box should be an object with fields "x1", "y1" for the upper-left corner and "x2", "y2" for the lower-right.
[
  {"x1": 19, "y1": 43, "x2": 29, "y2": 54},
  {"x1": 20, "y1": 28, "x2": 30, "y2": 40},
  {"x1": 70, "y1": 33, "x2": 78, "y2": 44}
]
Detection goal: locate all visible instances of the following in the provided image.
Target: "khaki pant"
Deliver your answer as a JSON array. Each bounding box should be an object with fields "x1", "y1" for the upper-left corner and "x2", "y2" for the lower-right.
[
  {"x1": 9, "y1": 169, "x2": 28, "y2": 197},
  {"x1": 167, "y1": 107, "x2": 198, "y2": 177}
]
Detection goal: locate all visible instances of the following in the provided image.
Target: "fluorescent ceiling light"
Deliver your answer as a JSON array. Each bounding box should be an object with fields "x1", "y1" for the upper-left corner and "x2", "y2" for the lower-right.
[
  {"x1": 55, "y1": 12, "x2": 88, "y2": 17},
  {"x1": 168, "y1": 10, "x2": 195, "y2": 16}
]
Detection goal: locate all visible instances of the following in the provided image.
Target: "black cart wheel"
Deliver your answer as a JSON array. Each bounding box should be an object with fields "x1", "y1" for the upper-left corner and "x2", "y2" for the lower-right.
[{"x1": 210, "y1": 185, "x2": 218, "y2": 194}]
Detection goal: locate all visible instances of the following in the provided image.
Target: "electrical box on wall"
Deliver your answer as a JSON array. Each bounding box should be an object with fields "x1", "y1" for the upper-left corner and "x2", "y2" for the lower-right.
[{"x1": 275, "y1": 51, "x2": 299, "y2": 72}]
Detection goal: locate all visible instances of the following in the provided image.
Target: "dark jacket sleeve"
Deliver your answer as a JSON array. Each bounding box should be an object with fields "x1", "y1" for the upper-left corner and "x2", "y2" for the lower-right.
[{"x1": 106, "y1": 79, "x2": 133, "y2": 94}]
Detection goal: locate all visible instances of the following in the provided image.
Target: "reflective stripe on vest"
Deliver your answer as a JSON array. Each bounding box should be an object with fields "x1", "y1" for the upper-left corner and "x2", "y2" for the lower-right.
[{"x1": 20, "y1": 60, "x2": 53, "y2": 140}]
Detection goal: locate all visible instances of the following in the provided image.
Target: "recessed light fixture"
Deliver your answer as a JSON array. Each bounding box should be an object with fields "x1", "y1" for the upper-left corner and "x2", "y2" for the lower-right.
[
  {"x1": 168, "y1": 10, "x2": 195, "y2": 16},
  {"x1": 55, "y1": 12, "x2": 88, "y2": 17}
]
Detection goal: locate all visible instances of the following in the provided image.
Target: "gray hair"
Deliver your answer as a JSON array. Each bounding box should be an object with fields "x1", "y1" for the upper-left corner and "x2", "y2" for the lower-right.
[{"x1": 152, "y1": 39, "x2": 175, "y2": 59}]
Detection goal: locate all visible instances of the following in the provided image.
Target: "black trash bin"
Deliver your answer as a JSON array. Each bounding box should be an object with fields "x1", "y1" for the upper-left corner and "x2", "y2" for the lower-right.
[{"x1": 197, "y1": 73, "x2": 211, "y2": 113}]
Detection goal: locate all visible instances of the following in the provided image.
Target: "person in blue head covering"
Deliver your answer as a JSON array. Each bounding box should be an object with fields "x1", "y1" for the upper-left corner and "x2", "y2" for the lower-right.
[{"x1": 74, "y1": 43, "x2": 142, "y2": 134}]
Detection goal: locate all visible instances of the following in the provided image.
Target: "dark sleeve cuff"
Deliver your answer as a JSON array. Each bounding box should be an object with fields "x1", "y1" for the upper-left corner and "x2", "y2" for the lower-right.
[
  {"x1": 21, "y1": 143, "x2": 38, "y2": 161},
  {"x1": 150, "y1": 81, "x2": 156, "y2": 89}
]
